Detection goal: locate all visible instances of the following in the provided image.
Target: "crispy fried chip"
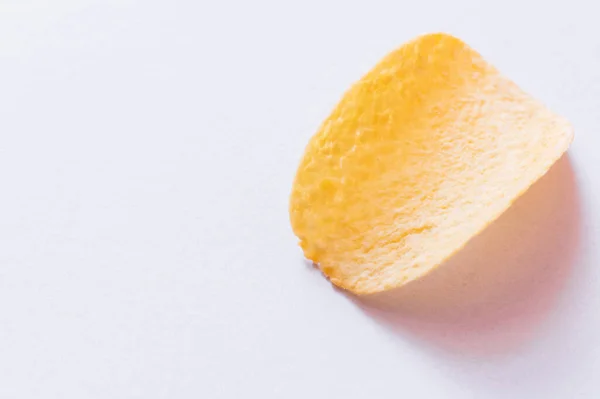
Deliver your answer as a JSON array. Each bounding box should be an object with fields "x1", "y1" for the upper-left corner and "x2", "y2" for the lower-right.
[{"x1": 290, "y1": 33, "x2": 573, "y2": 295}]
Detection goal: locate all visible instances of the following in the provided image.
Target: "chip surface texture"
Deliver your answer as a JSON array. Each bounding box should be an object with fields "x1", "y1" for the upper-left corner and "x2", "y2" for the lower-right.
[{"x1": 289, "y1": 33, "x2": 573, "y2": 295}]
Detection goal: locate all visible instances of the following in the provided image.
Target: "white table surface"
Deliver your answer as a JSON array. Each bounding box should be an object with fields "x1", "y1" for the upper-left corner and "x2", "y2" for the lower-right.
[{"x1": 1, "y1": 1, "x2": 598, "y2": 398}]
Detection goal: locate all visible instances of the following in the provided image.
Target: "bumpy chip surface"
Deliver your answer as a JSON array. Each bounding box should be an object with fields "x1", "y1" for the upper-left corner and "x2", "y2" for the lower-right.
[{"x1": 290, "y1": 33, "x2": 573, "y2": 295}]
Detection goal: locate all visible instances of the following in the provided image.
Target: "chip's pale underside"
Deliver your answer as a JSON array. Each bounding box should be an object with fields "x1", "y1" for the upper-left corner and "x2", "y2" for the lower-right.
[{"x1": 289, "y1": 33, "x2": 573, "y2": 295}]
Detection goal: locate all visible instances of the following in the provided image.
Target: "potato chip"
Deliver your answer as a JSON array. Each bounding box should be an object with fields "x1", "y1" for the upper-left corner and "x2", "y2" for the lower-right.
[{"x1": 289, "y1": 33, "x2": 573, "y2": 295}]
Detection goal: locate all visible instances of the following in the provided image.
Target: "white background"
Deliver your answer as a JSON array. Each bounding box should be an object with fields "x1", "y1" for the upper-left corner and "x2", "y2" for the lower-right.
[{"x1": 0, "y1": 1, "x2": 598, "y2": 398}]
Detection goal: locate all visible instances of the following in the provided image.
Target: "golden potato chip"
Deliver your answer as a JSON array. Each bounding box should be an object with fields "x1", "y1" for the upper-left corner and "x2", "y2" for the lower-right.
[{"x1": 289, "y1": 33, "x2": 573, "y2": 295}]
